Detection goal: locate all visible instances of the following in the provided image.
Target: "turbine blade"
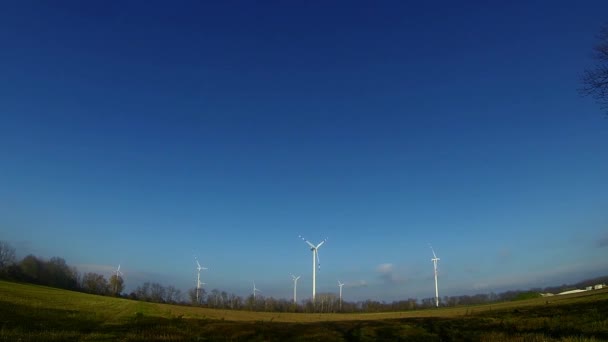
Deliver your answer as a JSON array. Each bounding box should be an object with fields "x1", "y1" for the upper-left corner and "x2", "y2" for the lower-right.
[
  {"x1": 429, "y1": 244, "x2": 437, "y2": 259},
  {"x1": 316, "y1": 238, "x2": 327, "y2": 249},
  {"x1": 315, "y1": 249, "x2": 321, "y2": 270},
  {"x1": 196, "y1": 259, "x2": 201, "y2": 269},
  {"x1": 299, "y1": 235, "x2": 315, "y2": 249}
]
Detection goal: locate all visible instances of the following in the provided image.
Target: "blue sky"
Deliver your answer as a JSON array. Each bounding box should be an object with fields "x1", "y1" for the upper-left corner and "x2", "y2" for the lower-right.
[{"x1": 1, "y1": 1, "x2": 607, "y2": 302}]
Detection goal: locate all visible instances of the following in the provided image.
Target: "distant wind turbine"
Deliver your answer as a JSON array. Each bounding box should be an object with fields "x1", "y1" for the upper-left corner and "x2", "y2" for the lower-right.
[
  {"x1": 291, "y1": 274, "x2": 301, "y2": 304},
  {"x1": 430, "y1": 245, "x2": 440, "y2": 308},
  {"x1": 113, "y1": 264, "x2": 123, "y2": 294},
  {"x1": 299, "y1": 235, "x2": 327, "y2": 303},
  {"x1": 338, "y1": 281, "x2": 345, "y2": 310},
  {"x1": 114, "y1": 264, "x2": 123, "y2": 278},
  {"x1": 195, "y1": 257, "x2": 208, "y2": 304},
  {"x1": 253, "y1": 281, "x2": 261, "y2": 299}
]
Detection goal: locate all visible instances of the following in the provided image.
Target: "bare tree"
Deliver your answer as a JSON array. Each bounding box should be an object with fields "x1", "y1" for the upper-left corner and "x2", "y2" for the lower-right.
[
  {"x1": 109, "y1": 274, "x2": 124, "y2": 296},
  {"x1": 149, "y1": 282, "x2": 166, "y2": 303},
  {"x1": 82, "y1": 272, "x2": 109, "y2": 295},
  {"x1": 209, "y1": 289, "x2": 221, "y2": 308},
  {"x1": 165, "y1": 285, "x2": 182, "y2": 303},
  {"x1": 135, "y1": 282, "x2": 151, "y2": 301},
  {"x1": 188, "y1": 287, "x2": 206, "y2": 305},
  {"x1": 0, "y1": 241, "x2": 16, "y2": 270},
  {"x1": 581, "y1": 24, "x2": 608, "y2": 114}
]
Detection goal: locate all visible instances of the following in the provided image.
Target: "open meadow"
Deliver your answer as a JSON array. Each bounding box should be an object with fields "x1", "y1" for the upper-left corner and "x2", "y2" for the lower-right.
[{"x1": 1, "y1": 280, "x2": 607, "y2": 341}]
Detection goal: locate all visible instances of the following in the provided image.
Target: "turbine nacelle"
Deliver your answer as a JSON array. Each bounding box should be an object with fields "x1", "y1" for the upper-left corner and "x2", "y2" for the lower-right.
[
  {"x1": 195, "y1": 258, "x2": 208, "y2": 272},
  {"x1": 299, "y1": 235, "x2": 327, "y2": 270},
  {"x1": 253, "y1": 281, "x2": 261, "y2": 296}
]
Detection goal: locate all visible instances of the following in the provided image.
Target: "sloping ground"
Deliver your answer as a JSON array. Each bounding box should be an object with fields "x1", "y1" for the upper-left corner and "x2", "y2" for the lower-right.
[{"x1": 1, "y1": 280, "x2": 607, "y2": 341}]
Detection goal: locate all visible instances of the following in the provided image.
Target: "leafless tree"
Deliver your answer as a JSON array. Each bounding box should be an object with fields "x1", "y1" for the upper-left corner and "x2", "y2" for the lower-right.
[
  {"x1": 581, "y1": 24, "x2": 608, "y2": 114},
  {"x1": 149, "y1": 282, "x2": 166, "y2": 302},
  {"x1": 165, "y1": 285, "x2": 182, "y2": 303},
  {"x1": 109, "y1": 274, "x2": 124, "y2": 296},
  {"x1": 0, "y1": 241, "x2": 16, "y2": 269},
  {"x1": 82, "y1": 272, "x2": 109, "y2": 295}
]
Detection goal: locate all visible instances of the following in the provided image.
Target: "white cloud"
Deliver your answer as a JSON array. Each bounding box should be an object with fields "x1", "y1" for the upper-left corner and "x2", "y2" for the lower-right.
[
  {"x1": 473, "y1": 283, "x2": 489, "y2": 290},
  {"x1": 461, "y1": 259, "x2": 608, "y2": 294},
  {"x1": 376, "y1": 263, "x2": 406, "y2": 284},
  {"x1": 345, "y1": 280, "x2": 368, "y2": 288},
  {"x1": 377, "y1": 263, "x2": 393, "y2": 273}
]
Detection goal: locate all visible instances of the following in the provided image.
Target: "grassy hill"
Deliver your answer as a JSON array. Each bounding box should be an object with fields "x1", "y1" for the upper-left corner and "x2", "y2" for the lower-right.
[{"x1": 1, "y1": 280, "x2": 607, "y2": 341}]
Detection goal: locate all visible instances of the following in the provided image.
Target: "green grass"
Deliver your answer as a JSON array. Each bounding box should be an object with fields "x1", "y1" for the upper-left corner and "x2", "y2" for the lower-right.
[{"x1": 1, "y1": 280, "x2": 607, "y2": 341}]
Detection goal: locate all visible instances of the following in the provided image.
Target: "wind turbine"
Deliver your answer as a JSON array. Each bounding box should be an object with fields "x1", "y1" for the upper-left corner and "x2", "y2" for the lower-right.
[
  {"x1": 430, "y1": 245, "x2": 440, "y2": 308},
  {"x1": 299, "y1": 235, "x2": 327, "y2": 303},
  {"x1": 195, "y1": 257, "x2": 208, "y2": 304},
  {"x1": 113, "y1": 264, "x2": 123, "y2": 294},
  {"x1": 253, "y1": 281, "x2": 261, "y2": 299},
  {"x1": 291, "y1": 274, "x2": 301, "y2": 304},
  {"x1": 114, "y1": 264, "x2": 123, "y2": 278},
  {"x1": 337, "y1": 281, "x2": 345, "y2": 310}
]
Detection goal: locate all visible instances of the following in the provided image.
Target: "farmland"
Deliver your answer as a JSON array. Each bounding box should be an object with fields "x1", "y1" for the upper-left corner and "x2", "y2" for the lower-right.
[{"x1": 1, "y1": 280, "x2": 607, "y2": 341}]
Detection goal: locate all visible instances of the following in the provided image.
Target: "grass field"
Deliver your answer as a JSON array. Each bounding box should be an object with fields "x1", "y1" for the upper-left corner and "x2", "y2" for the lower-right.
[{"x1": 1, "y1": 280, "x2": 607, "y2": 341}]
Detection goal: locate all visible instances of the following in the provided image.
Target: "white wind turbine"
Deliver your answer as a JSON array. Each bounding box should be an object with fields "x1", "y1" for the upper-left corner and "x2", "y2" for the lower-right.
[
  {"x1": 291, "y1": 274, "x2": 301, "y2": 304},
  {"x1": 299, "y1": 235, "x2": 327, "y2": 303},
  {"x1": 113, "y1": 264, "x2": 123, "y2": 293},
  {"x1": 253, "y1": 281, "x2": 261, "y2": 299},
  {"x1": 430, "y1": 245, "x2": 440, "y2": 308},
  {"x1": 337, "y1": 280, "x2": 345, "y2": 310},
  {"x1": 195, "y1": 257, "x2": 208, "y2": 304},
  {"x1": 114, "y1": 264, "x2": 123, "y2": 278}
]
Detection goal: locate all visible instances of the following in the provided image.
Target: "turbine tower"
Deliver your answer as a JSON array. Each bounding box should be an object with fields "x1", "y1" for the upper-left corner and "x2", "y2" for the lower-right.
[
  {"x1": 195, "y1": 257, "x2": 208, "y2": 304},
  {"x1": 299, "y1": 235, "x2": 327, "y2": 303},
  {"x1": 337, "y1": 281, "x2": 345, "y2": 310},
  {"x1": 430, "y1": 245, "x2": 440, "y2": 308},
  {"x1": 291, "y1": 274, "x2": 301, "y2": 304},
  {"x1": 253, "y1": 281, "x2": 261, "y2": 299}
]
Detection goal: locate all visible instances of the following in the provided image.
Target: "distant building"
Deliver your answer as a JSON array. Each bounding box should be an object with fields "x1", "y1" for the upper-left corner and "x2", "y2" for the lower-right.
[
  {"x1": 586, "y1": 286, "x2": 593, "y2": 291},
  {"x1": 594, "y1": 284, "x2": 605, "y2": 290},
  {"x1": 540, "y1": 293, "x2": 554, "y2": 297}
]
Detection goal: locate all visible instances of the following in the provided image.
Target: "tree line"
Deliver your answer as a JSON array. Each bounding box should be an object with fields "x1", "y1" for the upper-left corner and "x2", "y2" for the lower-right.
[
  {"x1": 1, "y1": 241, "x2": 605, "y2": 313},
  {"x1": 0, "y1": 241, "x2": 123, "y2": 296}
]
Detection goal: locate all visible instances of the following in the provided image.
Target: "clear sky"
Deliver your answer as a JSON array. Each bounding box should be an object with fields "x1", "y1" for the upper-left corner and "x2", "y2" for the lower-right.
[{"x1": 1, "y1": 1, "x2": 607, "y2": 302}]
